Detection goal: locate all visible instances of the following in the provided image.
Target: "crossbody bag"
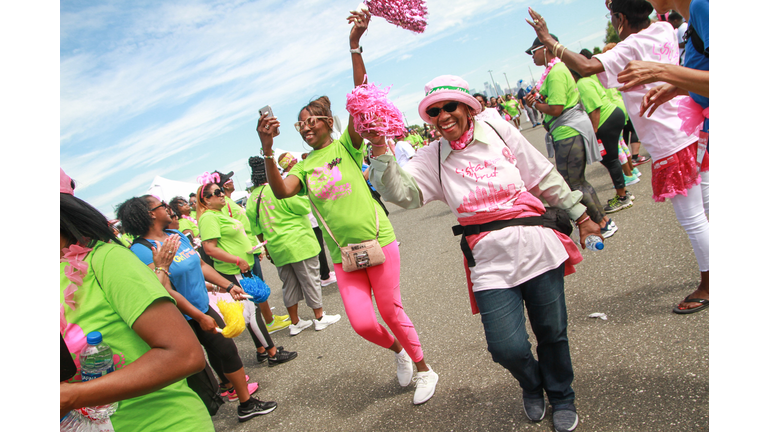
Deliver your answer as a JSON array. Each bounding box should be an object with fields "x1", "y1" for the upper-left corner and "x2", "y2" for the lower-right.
[{"x1": 304, "y1": 173, "x2": 385, "y2": 273}]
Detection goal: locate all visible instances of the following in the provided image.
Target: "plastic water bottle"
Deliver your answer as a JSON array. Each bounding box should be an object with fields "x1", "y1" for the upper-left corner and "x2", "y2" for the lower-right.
[
  {"x1": 585, "y1": 235, "x2": 604, "y2": 251},
  {"x1": 79, "y1": 332, "x2": 118, "y2": 419},
  {"x1": 60, "y1": 409, "x2": 94, "y2": 432}
]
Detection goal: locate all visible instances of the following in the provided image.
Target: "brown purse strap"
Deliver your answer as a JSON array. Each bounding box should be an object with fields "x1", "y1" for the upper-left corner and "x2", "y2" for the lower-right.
[{"x1": 304, "y1": 173, "x2": 379, "y2": 247}]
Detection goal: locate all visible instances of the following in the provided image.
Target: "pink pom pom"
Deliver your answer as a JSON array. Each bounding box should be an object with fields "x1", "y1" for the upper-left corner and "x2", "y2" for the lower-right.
[
  {"x1": 346, "y1": 75, "x2": 406, "y2": 137},
  {"x1": 365, "y1": 0, "x2": 428, "y2": 34}
]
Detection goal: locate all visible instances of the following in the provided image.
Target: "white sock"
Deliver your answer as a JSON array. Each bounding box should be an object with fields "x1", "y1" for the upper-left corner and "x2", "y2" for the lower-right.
[{"x1": 396, "y1": 349, "x2": 406, "y2": 357}]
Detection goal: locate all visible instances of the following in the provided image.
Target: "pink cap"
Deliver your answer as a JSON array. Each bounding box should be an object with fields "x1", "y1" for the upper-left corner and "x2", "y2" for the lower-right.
[
  {"x1": 60, "y1": 168, "x2": 74, "y2": 195},
  {"x1": 417, "y1": 75, "x2": 482, "y2": 124}
]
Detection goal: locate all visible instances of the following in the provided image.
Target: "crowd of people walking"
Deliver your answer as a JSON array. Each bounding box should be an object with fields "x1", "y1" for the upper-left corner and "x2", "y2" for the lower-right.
[{"x1": 61, "y1": 1, "x2": 708, "y2": 431}]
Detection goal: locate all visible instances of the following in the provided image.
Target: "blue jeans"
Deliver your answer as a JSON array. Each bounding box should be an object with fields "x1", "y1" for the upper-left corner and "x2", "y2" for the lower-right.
[{"x1": 473, "y1": 264, "x2": 575, "y2": 405}]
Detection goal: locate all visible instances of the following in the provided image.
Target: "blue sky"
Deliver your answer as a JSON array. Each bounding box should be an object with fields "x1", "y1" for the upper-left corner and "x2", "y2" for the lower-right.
[{"x1": 60, "y1": 0, "x2": 616, "y2": 218}]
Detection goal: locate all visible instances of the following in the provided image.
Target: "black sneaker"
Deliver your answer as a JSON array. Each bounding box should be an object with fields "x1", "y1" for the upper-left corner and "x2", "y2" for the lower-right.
[
  {"x1": 268, "y1": 348, "x2": 297, "y2": 367},
  {"x1": 257, "y1": 346, "x2": 283, "y2": 363},
  {"x1": 237, "y1": 397, "x2": 277, "y2": 422},
  {"x1": 604, "y1": 194, "x2": 632, "y2": 214}
]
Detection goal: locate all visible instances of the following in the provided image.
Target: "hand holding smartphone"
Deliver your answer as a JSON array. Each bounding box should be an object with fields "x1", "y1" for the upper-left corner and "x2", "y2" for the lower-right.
[{"x1": 259, "y1": 105, "x2": 280, "y2": 135}]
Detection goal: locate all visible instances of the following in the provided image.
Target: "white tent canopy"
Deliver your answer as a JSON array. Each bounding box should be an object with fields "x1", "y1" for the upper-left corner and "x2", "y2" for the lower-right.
[{"x1": 146, "y1": 176, "x2": 247, "y2": 203}]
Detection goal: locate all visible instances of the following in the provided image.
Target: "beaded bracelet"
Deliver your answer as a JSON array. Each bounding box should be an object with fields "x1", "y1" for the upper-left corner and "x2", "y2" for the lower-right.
[
  {"x1": 575, "y1": 216, "x2": 590, "y2": 226},
  {"x1": 154, "y1": 266, "x2": 171, "y2": 277}
]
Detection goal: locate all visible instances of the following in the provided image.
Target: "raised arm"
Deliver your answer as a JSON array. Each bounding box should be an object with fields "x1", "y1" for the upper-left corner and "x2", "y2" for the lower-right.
[
  {"x1": 526, "y1": 8, "x2": 605, "y2": 77},
  {"x1": 347, "y1": 8, "x2": 371, "y2": 150}
]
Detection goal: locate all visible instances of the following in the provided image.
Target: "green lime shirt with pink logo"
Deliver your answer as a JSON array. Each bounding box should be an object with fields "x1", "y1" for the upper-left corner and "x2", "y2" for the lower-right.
[{"x1": 290, "y1": 129, "x2": 396, "y2": 264}]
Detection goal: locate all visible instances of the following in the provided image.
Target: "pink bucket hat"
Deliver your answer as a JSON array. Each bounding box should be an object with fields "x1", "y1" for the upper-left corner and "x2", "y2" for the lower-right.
[
  {"x1": 418, "y1": 75, "x2": 482, "y2": 124},
  {"x1": 60, "y1": 168, "x2": 74, "y2": 195}
]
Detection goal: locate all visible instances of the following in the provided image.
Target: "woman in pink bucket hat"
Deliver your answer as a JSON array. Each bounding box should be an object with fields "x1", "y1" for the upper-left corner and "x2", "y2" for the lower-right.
[{"x1": 368, "y1": 74, "x2": 602, "y2": 431}]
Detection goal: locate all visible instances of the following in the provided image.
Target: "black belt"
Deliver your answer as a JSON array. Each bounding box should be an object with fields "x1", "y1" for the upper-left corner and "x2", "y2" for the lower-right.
[{"x1": 452, "y1": 216, "x2": 544, "y2": 267}]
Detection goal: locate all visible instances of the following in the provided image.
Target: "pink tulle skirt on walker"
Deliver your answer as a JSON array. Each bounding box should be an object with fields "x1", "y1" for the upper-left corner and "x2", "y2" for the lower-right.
[{"x1": 651, "y1": 141, "x2": 709, "y2": 202}]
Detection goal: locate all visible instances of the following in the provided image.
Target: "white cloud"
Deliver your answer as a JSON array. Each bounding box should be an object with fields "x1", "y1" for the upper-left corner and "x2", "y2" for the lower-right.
[{"x1": 62, "y1": 0, "x2": 593, "y2": 214}]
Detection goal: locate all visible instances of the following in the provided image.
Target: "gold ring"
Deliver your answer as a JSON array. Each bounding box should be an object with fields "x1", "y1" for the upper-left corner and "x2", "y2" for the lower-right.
[{"x1": 534, "y1": 19, "x2": 539, "y2": 24}]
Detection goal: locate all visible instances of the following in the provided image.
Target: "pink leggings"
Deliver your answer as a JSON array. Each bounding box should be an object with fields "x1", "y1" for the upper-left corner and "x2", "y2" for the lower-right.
[{"x1": 334, "y1": 241, "x2": 424, "y2": 362}]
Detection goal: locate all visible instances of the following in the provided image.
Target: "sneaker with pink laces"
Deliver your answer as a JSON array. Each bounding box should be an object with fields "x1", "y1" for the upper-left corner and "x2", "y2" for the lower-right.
[
  {"x1": 220, "y1": 375, "x2": 250, "y2": 397},
  {"x1": 226, "y1": 382, "x2": 259, "y2": 402}
]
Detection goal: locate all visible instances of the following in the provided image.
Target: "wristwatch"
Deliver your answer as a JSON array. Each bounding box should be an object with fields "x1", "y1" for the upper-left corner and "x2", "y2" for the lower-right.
[{"x1": 350, "y1": 46, "x2": 363, "y2": 54}]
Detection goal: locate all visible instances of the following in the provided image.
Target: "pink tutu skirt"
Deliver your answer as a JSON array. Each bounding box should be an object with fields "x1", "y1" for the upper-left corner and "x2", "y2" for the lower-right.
[{"x1": 652, "y1": 141, "x2": 709, "y2": 202}]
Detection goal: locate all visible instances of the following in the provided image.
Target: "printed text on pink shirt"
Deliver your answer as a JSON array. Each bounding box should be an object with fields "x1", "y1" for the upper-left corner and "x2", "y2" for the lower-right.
[{"x1": 455, "y1": 157, "x2": 504, "y2": 182}]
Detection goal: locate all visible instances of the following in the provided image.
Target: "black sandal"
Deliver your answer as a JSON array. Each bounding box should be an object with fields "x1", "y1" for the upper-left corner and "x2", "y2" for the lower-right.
[{"x1": 672, "y1": 295, "x2": 709, "y2": 314}]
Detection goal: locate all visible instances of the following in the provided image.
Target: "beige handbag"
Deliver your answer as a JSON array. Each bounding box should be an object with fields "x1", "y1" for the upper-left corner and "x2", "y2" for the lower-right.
[{"x1": 307, "y1": 193, "x2": 385, "y2": 272}]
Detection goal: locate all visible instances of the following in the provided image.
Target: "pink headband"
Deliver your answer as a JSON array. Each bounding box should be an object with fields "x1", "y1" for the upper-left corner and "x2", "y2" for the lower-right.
[
  {"x1": 197, "y1": 171, "x2": 220, "y2": 185},
  {"x1": 60, "y1": 168, "x2": 74, "y2": 195}
]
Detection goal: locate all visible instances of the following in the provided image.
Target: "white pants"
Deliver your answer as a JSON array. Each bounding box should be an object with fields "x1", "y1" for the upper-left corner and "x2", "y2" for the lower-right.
[{"x1": 670, "y1": 178, "x2": 709, "y2": 272}]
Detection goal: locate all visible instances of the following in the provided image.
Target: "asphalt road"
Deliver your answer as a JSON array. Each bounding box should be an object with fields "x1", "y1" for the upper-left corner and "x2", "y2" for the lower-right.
[{"x1": 212, "y1": 116, "x2": 708, "y2": 432}]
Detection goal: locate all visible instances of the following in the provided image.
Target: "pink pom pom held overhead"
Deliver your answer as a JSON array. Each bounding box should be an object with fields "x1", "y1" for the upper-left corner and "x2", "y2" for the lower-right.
[
  {"x1": 346, "y1": 75, "x2": 406, "y2": 138},
  {"x1": 363, "y1": 0, "x2": 428, "y2": 34}
]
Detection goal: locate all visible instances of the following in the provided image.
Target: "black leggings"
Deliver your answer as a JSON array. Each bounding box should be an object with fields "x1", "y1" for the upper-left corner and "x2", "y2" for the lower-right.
[
  {"x1": 596, "y1": 108, "x2": 626, "y2": 191},
  {"x1": 313, "y1": 226, "x2": 331, "y2": 280},
  {"x1": 188, "y1": 308, "x2": 244, "y2": 381},
  {"x1": 553, "y1": 134, "x2": 606, "y2": 224},
  {"x1": 622, "y1": 118, "x2": 640, "y2": 145}
]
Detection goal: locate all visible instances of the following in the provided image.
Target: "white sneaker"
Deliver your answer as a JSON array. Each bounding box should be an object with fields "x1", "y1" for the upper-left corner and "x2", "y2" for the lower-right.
[
  {"x1": 395, "y1": 350, "x2": 413, "y2": 387},
  {"x1": 289, "y1": 318, "x2": 312, "y2": 336},
  {"x1": 412, "y1": 365, "x2": 438, "y2": 405},
  {"x1": 320, "y1": 272, "x2": 337, "y2": 287},
  {"x1": 313, "y1": 312, "x2": 341, "y2": 331}
]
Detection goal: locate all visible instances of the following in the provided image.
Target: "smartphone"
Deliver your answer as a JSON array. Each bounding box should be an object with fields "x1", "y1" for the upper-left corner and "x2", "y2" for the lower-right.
[
  {"x1": 259, "y1": 105, "x2": 274, "y2": 119},
  {"x1": 259, "y1": 105, "x2": 279, "y2": 134}
]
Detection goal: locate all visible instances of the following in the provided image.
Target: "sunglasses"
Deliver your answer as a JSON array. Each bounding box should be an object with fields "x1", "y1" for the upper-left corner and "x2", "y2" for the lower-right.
[
  {"x1": 204, "y1": 188, "x2": 224, "y2": 199},
  {"x1": 150, "y1": 202, "x2": 168, "y2": 211},
  {"x1": 530, "y1": 45, "x2": 546, "y2": 54},
  {"x1": 294, "y1": 116, "x2": 332, "y2": 132},
  {"x1": 425, "y1": 101, "x2": 460, "y2": 118}
]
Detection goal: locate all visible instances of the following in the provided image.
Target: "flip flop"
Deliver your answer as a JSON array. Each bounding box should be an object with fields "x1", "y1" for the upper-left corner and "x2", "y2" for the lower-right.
[{"x1": 672, "y1": 295, "x2": 709, "y2": 314}]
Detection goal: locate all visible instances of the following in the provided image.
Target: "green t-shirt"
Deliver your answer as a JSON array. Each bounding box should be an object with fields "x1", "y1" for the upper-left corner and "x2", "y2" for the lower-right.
[
  {"x1": 605, "y1": 86, "x2": 628, "y2": 122},
  {"x1": 115, "y1": 235, "x2": 132, "y2": 248},
  {"x1": 576, "y1": 75, "x2": 619, "y2": 129},
  {"x1": 178, "y1": 217, "x2": 199, "y2": 237},
  {"x1": 189, "y1": 210, "x2": 197, "y2": 220},
  {"x1": 198, "y1": 210, "x2": 254, "y2": 274},
  {"x1": 503, "y1": 100, "x2": 519, "y2": 116},
  {"x1": 221, "y1": 196, "x2": 258, "y2": 247},
  {"x1": 247, "y1": 184, "x2": 320, "y2": 267},
  {"x1": 60, "y1": 242, "x2": 214, "y2": 432},
  {"x1": 540, "y1": 62, "x2": 581, "y2": 141},
  {"x1": 290, "y1": 128, "x2": 397, "y2": 264}
]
